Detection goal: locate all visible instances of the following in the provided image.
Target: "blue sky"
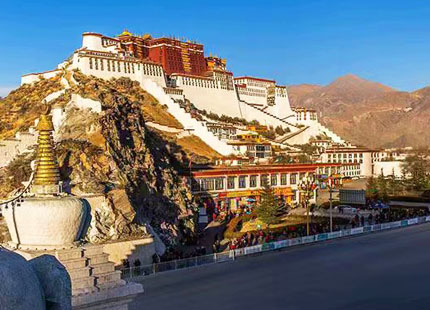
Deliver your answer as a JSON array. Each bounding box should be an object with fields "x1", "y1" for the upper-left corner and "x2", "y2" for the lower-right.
[{"x1": 1, "y1": 0, "x2": 430, "y2": 96}]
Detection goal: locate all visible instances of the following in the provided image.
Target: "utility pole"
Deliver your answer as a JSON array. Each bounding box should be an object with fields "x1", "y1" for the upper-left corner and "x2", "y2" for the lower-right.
[{"x1": 329, "y1": 183, "x2": 333, "y2": 233}]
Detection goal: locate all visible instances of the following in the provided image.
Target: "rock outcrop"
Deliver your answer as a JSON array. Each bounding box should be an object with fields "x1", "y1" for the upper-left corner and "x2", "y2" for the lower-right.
[{"x1": 1, "y1": 71, "x2": 201, "y2": 248}]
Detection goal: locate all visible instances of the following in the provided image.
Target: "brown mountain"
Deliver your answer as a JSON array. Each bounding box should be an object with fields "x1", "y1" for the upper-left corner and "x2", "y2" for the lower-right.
[{"x1": 288, "y1": 74, "x2": 430, "y2": 148}]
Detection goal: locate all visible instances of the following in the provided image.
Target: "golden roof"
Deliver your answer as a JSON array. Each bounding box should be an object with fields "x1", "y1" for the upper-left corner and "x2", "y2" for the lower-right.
[{"x1": 119, "y1": 29, "x2": 132, "y2": 37}]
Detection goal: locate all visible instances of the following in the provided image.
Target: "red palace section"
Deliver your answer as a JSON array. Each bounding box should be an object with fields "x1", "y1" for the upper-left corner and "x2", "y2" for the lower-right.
[{"x1": 117, "y1": 30, "x2": 209, "y2": 76}]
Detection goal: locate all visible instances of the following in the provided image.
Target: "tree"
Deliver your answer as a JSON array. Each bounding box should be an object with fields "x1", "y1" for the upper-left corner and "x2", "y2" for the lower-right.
[
  {"x1": 387, "y1": 173, "x2": 402, "y2": 196},
  {"x1": 402, "y1": 155, "x2": 430, "y2": 191},
  {"x1": 256, "y1": 182, "x2": 282, "y2": 225},
  {"x1": 376, "y1": 174, "x2": 389, "y2": 202},
  {"x1": 366, "y1": 176, "x2": 379, "y2": 199}
]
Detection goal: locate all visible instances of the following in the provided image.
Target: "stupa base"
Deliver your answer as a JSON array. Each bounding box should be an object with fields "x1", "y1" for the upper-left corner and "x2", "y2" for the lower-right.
[{"x1": 4, "y1": 244, "x2": 143, "y2": 310}]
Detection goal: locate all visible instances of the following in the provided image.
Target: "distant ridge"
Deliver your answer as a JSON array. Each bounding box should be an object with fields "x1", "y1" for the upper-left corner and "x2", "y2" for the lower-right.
[{"x1": 288, "y1": 74, "x2": 430, "y2": 148}]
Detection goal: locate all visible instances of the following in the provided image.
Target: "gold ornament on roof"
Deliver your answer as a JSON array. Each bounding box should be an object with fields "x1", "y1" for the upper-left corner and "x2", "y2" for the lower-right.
[{"x1": 119, "y1": 29, "x2": 132, "y2": 37}]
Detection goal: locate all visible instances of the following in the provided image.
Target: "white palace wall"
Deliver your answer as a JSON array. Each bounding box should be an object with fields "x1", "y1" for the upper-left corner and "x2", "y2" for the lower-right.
[
  {"x1": 71, "y1": 52, "x2": 167, "y2": 88},
  {"x1": 173, "y1": 76, "x2": 243, "y2": 118},
  {"x1": 21, "y1": 69, "x2": 62, "y2": 85},
  {"x1": 239, "y1": 103, "x2": 285, "y2": 127},
  {"x1": 141, "y1": 79, "x2": 235, "y2": 156}
]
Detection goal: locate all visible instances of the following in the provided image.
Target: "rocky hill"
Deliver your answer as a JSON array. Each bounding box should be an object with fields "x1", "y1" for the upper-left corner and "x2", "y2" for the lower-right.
[
  {"x1": 0, "y1": 71, "x2": 220, "y2": 246},
  {"x1": 288, "y1": 74, "x2": 430, "y2": 148}
]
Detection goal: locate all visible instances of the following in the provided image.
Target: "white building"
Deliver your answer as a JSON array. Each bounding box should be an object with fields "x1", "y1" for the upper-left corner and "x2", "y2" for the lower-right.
[{"x1": 319, "y1": 147, "x2": 385, "y2": 177}]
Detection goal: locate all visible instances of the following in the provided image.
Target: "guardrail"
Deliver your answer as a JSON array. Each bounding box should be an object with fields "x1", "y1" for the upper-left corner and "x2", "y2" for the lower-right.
[{"x1": 120, "y1": 215, "x2": 430, "y2": 280}]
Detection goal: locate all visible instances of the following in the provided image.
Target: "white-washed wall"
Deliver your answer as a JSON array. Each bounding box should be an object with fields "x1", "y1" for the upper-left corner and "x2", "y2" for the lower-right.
[
  {"x1": 72, "y1": 53, "x2": 167, "y2": 88},
  {"x1": 373, "y1": 161, "x2": 403, "y2": 178},
  {"x1": 44, "y1": 89, "x2": 66, "y2": 103},
  {"x1": 52, "y1": 107, "x2": 66, "y2": 132},
  {"x1": 70, "y1": 94, "x2": 102, "y2": 113},
  {"x1": 21, "y1": 69, "x2": 62, "y2": 85},
  {"x1": 141, "y1": 79, "x2": 234, "y2": 156},
  {"x1": 174, "y1": 76, "x2": 242, "y2": 117}
]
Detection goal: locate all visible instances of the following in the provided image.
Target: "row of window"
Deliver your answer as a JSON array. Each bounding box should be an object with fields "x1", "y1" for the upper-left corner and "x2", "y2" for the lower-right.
[
  {"x1": 238, "y1": 89, "x2": 266, "y2": 98},
  {"x1": 296, "y1": 112, "x2": 317, "y2": 121},
  {"x1": 192, "y1": 173, "x2": 303, "y2": 192},
  {"x1": 180, "y1": 76, "x2": 218, "y2": 88},
  {"x1": 88, "y1": 57, "x2": 163, "y2": 77},
  {"x1": 315, "y1": 167, "x2": 338, "y2": 175},
  {"x1": 327, "y1": 159, "x2": 364, "y2": 164},
  {"x1": 328, "y1": 153, "x2": 363, "y2": 158},
  {"x1": 344, "y1": 171, "x2": 360, "y2": 177},
  {"x1": 240, "y1": 80, "x2": 274, "y2": 88}
]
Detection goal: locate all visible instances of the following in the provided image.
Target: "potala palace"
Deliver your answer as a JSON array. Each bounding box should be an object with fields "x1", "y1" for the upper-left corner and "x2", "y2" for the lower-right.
[{"x1": 17, "y1": 30, "x2": 345, "y2": 156}]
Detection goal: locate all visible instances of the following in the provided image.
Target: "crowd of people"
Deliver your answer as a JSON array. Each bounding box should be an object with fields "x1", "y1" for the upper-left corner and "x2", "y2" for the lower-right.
[
  {"x1": 349, "y1": 207, "x2": 430, "y2": 228},
  {"x1": 227, "y1": 222, "x2": 334, "y2": 250},
  {"x1": 120, "y1": 205, "x2": 430, "y2": 276},
  {"x1": 227, "y1": 207, "x2": 430, "y2": 250}
]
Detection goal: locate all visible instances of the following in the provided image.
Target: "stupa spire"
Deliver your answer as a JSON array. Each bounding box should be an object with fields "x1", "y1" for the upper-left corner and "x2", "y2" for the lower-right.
[{"x1": 32, "y1": 110, "x2": 61, "y2": 193}]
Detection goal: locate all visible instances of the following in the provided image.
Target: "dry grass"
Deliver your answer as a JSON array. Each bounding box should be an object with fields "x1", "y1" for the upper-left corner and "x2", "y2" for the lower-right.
[
  {"x1": 0, "y1": 76, "x2": 63, "y2": 138},
  {"x1": 72, "y1": 72, "x2": 183, "y2": 129},
  {"x1": 141, "y1": 102, "x2": 183, "y2": 129},
  {"x1": 176, "y1": 135, "x2": 220, "y2": 159}
]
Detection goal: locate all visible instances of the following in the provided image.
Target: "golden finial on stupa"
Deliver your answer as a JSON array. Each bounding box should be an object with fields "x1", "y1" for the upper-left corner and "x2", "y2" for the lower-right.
[{"x1": 33, "y1": 110, "x2": 60, "y2": 188}]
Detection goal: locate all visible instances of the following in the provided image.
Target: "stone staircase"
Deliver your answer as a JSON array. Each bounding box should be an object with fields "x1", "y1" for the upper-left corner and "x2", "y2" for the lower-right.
[
  {"x1": 275, "y1": 125, "x2": 310, "y2": 144},
  {"x1": 56, "y1": 244, "x2": 124, "y2": 296},
  {"x1": 141, "y1": 78, "x2": 235, "y2": 155},
  {"x1": 244, "y1": 102, "x2": 298, "y2": 128}
]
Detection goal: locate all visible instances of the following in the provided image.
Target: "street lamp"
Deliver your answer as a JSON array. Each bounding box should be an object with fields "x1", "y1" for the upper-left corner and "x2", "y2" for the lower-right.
[{"x1": 299, "y1": 174, "x2": 317, "y2": 236}]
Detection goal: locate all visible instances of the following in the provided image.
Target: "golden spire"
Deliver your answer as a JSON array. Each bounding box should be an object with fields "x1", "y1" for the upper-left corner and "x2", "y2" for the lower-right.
[{"x1": 33, "y1": 113, "x2": 60, "y2": 187}]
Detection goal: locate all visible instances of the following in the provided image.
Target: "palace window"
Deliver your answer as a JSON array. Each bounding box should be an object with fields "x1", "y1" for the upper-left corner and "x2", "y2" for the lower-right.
[
  {"x1": 250, "y1": 175, "x2": 257, "y2": 188},
  {"x1": 290, "y1": 173, "x2": 297, "y2": 185},
  {"x1": 260, "y1": 174, "x2": 269, "y2": 187},
  {"x1": 271, "y1": 174, "x2": 278, "y2": 186},
  {"x1": 215, "y1": 178, "x2": 224, "y2": 190},
  {"x1": 201, "y1": 178, "x2": 215, "y2": 191},
  {"x1": 281, "y1": 173, "x2": 288, "y2": 185},
  {"x1": 89, "y1": 58, "x2": 93, "y2": 69},
  {"x1": 107, "y1": 60, "x2": 111, "y2": 71},
  {"x1": 239, "y1": 176, "x2": 247, "y2": 188},
  {"x1": 100, "y1": 59, "x2": 104, "y2": 71},
  {"x1": 117, "y1": 61, "x2": 121, "y2": 72},
  {"x1": 94, "y1": 58, "x2": 98, "y2": 70},
  {"x1": 227, "y1": 176, "x2": 236, "y2": 189}
]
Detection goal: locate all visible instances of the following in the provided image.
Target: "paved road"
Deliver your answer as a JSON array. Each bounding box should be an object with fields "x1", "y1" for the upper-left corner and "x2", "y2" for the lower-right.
[{"x1": 130, "y1": 224, "x2": 430, "y2": 310}]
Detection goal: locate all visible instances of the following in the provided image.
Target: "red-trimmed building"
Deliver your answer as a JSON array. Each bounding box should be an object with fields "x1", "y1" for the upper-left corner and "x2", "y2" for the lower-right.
[{"x1": 186, "y1": 163, "x2": 342, "y2": 214}]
